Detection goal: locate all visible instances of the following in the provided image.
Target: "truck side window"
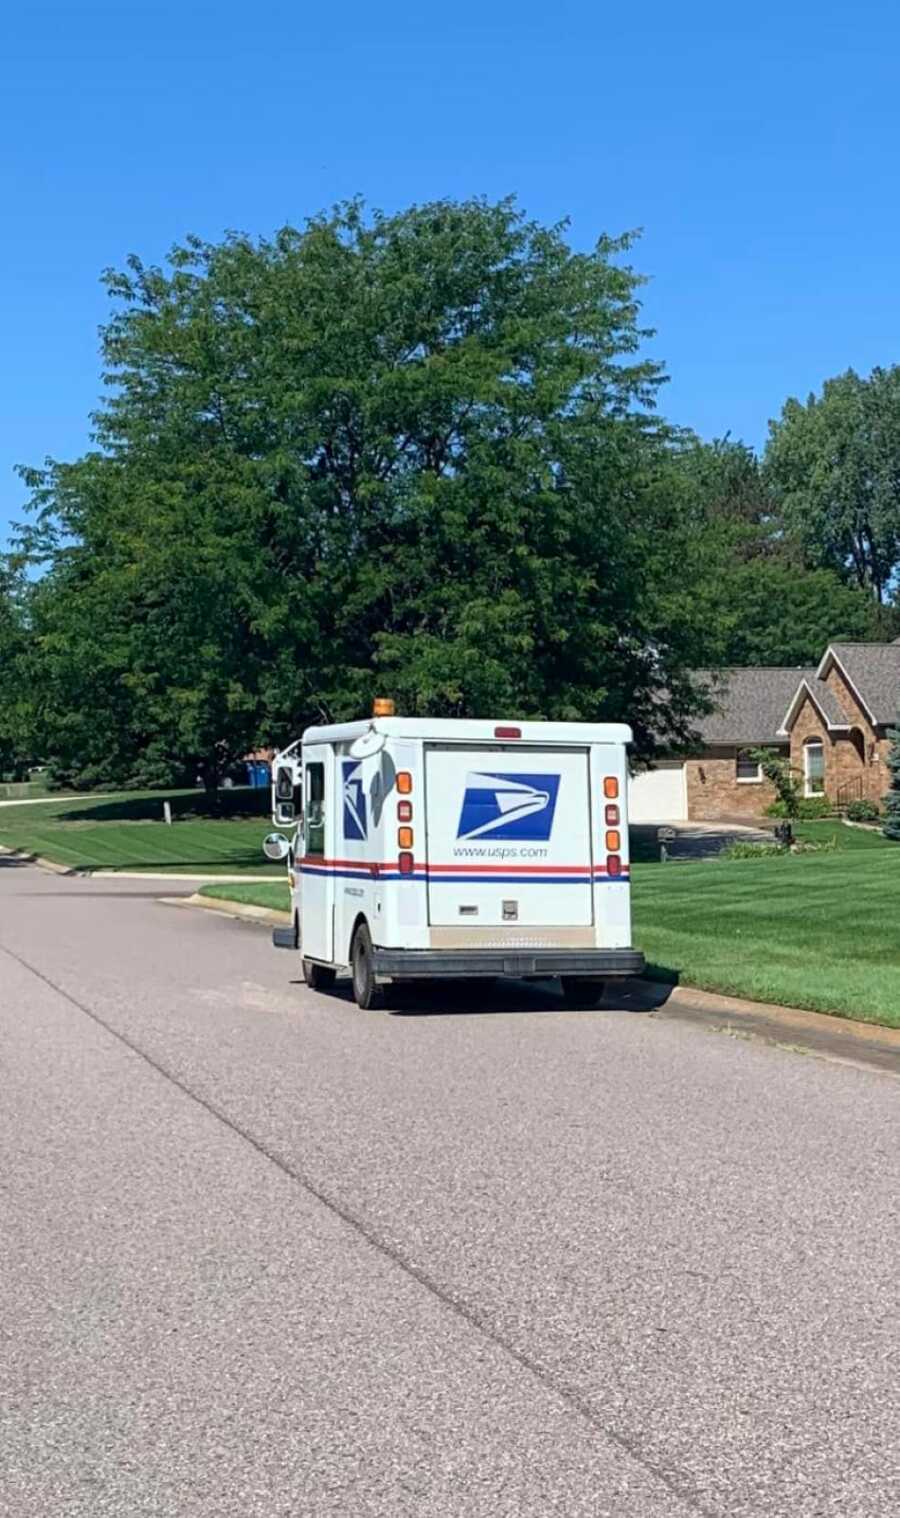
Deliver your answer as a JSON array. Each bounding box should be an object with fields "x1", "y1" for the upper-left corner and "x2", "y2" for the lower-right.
[{"x1": 305, "y1": 763, "x2": 325, "y2": 857}]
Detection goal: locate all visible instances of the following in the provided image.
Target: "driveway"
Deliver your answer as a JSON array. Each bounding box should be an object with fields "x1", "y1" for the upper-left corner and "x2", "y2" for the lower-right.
[
  {"x1": 631, "y1": 820, "x2": 773, "y2": 860},
  {"x1": 1, "y1": 860, "x2": 898, "y2": 1517}
]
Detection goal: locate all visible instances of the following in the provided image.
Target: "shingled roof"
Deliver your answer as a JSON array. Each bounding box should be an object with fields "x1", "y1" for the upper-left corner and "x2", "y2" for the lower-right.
[
  {"x1": 777, "y1": 677, "x2": 850, "y2": 734},
  {"x1": 693, "y1": 642, "x2": 900, "y2": 747},
  {"x1": 819, "y1": 643, "x2": 900, "y2": 725},
  {"x1": 693, "y1": 668, "x2": 815, "y2": 745}
]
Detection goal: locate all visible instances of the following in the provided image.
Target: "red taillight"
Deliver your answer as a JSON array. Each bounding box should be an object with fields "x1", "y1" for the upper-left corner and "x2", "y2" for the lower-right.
[
  {"x1": 494, "y1": 726, "x2": 522, "y2": 739},
  {"x1": 607, "y1": 854, "x2": 622, "y2": 877},
  {"x1": 397, "y1": 799, "x2": 412, "y2": 822},
  {"x1": 603, "y1": 776, "x2": 619, "y2": 799},
  {"x1": 605, "y1": 804, "x2": 620, "y2": 825},
  {"x1": 398, "y1": 851, "x2": 414, "y2": 876}
]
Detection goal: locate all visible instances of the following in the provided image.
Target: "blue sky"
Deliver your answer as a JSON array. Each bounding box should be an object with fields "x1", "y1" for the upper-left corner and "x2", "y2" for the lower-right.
[{"x1": 3, "y1": 0, "x2": 899, "y2": 544}]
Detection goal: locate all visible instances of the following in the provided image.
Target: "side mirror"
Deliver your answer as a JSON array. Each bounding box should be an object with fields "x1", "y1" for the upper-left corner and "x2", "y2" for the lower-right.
[
  {"x1": 274, "y1": 801, "x2": 295, "y2": 825},
  {"x1": 263, "y1": 832, "x2": 292, "y2": 862}
]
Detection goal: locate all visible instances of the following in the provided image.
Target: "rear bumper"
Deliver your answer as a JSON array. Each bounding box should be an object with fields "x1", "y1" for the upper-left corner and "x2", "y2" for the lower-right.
[{"x1": 371, "y1": 947, "x2": 645, "y2": 980}]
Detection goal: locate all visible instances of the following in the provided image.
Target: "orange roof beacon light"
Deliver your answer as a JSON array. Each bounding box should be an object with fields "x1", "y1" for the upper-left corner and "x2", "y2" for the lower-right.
[{"x1": 373, "y1": 697, "x2": 396, "y2": 717}]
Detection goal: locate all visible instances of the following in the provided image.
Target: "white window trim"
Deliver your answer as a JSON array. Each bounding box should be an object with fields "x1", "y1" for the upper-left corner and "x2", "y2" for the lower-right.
[
  {"x1": 803, "y1": 739, "x2": 825, "y2": 798},
  {"x1": 735, "y1": 750, "x2": 763, "y2": 784}
]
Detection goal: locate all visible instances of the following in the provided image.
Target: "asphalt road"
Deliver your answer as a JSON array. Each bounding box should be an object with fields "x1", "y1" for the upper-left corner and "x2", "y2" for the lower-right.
[{"x1": 2, "y1": 859, "x2": 898, "y2": 1517}]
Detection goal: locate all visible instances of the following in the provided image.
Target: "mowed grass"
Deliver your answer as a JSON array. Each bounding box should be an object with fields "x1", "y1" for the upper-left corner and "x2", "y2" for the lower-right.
[
  {"x1": 201, "y1": 881, "x2": 291, "y2": 910},
  {"x1": 0, "y1": 789, "x2": 282, "y2": 874},
  {"x1": 633, "y1": 825, "x2": 900, "y2": 1027},
  {"x1": 199, "y1": 821, "x2": 900, "y2": 1028}
]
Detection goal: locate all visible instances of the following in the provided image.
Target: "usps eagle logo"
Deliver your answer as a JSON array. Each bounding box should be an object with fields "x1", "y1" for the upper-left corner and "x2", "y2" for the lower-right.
[
  {"x1": 456, "y1": 772, "x2": 561, "y2": 842},
  {"x1": 342, "y1": 760, "x2": 367, "y2": 841}
]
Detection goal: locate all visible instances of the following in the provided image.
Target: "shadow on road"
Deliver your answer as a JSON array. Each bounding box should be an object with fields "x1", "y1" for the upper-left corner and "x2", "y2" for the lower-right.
[{"x1": 296, "y1": 975, "x2": 671, "y2": 1018}]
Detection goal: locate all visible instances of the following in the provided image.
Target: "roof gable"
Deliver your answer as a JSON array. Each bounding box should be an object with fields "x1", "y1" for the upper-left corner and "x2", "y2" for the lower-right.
[
  {"x1": 817, "y1": 643, "x2": 900, "y2": 726},
  {"x1": 777, "y1": 678, "x2": 850, "y2": 736}
]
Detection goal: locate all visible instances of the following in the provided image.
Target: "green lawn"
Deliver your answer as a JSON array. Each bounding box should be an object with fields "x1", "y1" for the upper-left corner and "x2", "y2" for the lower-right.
[
  {"x1": 25, "y1": 797, "x2": 893, "y2": 1026},
  {"x1": 199, "y1": 822, "x2": 900, "y2": 1029},
  {"x1": 201, "y1": 881, "x2": 291, "y2": 910},
  {"x1": 786, "y1": 819, "x2": 887, "y2": 851},
  {"x1": 0, "y1": 780, "x2": 58, "y2": 800},
  {"x1": 0, "y1": 788, "x2": 283, "y2": 874},
  {"x1": 634, "y1": 824, "x2": 900, "y2": 1027}
]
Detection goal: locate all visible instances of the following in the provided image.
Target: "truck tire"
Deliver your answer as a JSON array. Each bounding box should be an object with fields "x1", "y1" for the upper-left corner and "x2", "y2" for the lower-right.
[
  {"x1": 303, "y1": 959, "x2": 337, "y2": 991},
  {"x1": 561, "y1": 977, "x2": 605, "y2": 1009},
  {"x1": 351, "y1": 923, "x2": 386, "y2": 1011}
]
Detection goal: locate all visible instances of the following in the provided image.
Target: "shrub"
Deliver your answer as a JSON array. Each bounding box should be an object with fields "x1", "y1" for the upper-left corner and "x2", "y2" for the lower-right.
[
  {"x1": 722, "y1": 840, "x2": 786, "y2": 860},
  {"x1": 846, "y1": 799, "x2": 881, "y2": 823},
  {"x1": 791, "y1": 835, "x2": 837, "y2": 854},
  {"x1": 883, "y1": 719, "x2": 900, "y2": 841},
  {"x1": 749, "y1": 748, "x2": 802, "y2": 818},
  {"x1": 765, "y1": 796, "x2": 832, "y2": 820},
  {"x1": 799, "y1": 796, "x2": 834, "y2": 819}
]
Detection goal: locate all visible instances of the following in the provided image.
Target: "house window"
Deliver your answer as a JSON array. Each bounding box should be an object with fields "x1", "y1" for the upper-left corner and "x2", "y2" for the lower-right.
[
  {"x1": 803, "y1": 738, "x2": 825, "y2": 797},
  {"x1": 736, "y1": 750, "x2": 762, "y2": 783}
]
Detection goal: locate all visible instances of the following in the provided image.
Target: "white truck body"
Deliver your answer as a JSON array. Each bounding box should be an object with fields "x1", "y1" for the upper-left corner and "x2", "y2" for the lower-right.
[{"x1": 269, "y1": 717, "x2": 643, "y2": 1003}]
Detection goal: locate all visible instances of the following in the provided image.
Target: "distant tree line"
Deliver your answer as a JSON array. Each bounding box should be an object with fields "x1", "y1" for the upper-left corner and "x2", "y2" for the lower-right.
[{"x1": 1, "y1": 198, "x2": 896, "y2": 792}]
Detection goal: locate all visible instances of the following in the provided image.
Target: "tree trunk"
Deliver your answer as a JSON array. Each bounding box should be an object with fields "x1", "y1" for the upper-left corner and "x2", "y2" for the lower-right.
[{"x1": 199, "y1": 758, "x2": 220, "y2": 812}]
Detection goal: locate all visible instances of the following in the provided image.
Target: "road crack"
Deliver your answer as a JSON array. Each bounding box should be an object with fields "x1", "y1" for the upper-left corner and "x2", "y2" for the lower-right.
[{"x1": 2, "y1": 938, "x2": 717, "y2": 1518}]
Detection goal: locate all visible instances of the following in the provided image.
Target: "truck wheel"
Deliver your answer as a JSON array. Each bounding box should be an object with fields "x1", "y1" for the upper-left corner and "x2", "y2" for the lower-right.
[
  {"x1": 351, "y1": 923, "x2": 385, "y2": 1010},
  {"x1": 561, "y1": 978, "x2": 605, "y2": 1009},
  {"x1": 303, "y1": 959, "x2": 336, "y2": 991}
]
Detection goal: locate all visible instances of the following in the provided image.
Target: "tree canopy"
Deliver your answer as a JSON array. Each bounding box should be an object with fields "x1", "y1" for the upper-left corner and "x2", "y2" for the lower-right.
[
  {"x1": 665, "y1": 435, "x2": 891, "y2": 666},
  {"x1": 764, "y1": 367, "x2": 900, "y2": 603},
  {"x1": 13, "y1": 198, "x2": 721, "y2": 783},
  {"x1": 8, "y1": 200, "x2": 900, "y2": 791},
  {"x1": 0, "y1": 567, "x2": 27, "y2": 778}
]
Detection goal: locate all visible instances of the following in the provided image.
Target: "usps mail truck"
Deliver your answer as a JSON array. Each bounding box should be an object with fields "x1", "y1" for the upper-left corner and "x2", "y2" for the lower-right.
[{"x1": 264, "y1": 705, "x2": 644, "y2": 1009}]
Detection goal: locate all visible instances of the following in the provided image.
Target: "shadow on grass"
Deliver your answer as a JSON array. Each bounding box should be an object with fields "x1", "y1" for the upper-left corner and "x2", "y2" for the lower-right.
[
  {"x1": 629, "y1": 826, "x2": 663, "y2": 865},
  {"x1": 55, "y1": 788, "x2": 270, "y2": 825}
]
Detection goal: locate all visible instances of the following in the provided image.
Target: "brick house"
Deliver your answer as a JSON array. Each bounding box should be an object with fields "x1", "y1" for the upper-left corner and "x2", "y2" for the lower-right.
[{"x1": 629, "y1": 641, "x2": 900, "y2": 822}]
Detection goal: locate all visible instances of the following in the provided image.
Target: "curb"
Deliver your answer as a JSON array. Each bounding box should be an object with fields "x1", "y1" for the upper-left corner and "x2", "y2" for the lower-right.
[
  {"x1": 0, "y1": 844, "x2": 76, "y2": 876},
  {"x1": 92, "y1": 871, "x2": 281, "y2": 882},
  {"x1": 160, "y1": 893, "x2": 292, "y2": 928},
  {"x1": 624, "y1": 978, "x2": 900, "y2": 1078},
  {"x1": 162, "y1": 893, "x2": 899, "y2": 1075}
]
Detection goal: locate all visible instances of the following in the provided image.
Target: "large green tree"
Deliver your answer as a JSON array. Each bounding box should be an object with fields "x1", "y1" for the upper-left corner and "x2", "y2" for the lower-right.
[
  {"x1": 19, "y1": 451, "x2": 277, "y2": 794},
  {"x1": 0, "y1": 565, "x2": 30, "y2": 780},
  {"x1": 764, "y1": 367, "x2": 900, "y2": 603},
  {"x1": 711, "y1": 560, "x2": 890, "y2": 665},
  {"x1": 666, "y1": 434, "x2": 892, "y2": 666},
  {"x1": 18, "y1": 198, "x2": 716, "y2": 781}
]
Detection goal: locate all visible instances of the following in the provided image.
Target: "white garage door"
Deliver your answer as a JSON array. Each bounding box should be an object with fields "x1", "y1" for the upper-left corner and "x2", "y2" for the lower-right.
[{"x1": 628, "y1": 762, "x2": 687, "y2": 822}]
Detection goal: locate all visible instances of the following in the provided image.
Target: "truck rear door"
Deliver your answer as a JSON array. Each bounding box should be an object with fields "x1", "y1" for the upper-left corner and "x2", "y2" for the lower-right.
[{"x1": 424, "y1": 745, "x2": 593, "y2": 928}]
